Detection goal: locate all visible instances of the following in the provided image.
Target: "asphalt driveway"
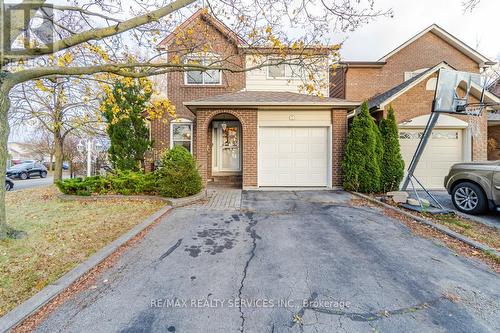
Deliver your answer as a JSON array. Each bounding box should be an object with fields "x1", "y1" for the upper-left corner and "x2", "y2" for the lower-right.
[
  {"x1": 34, "y1": 191, "x2": 499, "y2": 333},
  {"x1": 427, "y1": 190, "x2": 499, "y2": 229}
]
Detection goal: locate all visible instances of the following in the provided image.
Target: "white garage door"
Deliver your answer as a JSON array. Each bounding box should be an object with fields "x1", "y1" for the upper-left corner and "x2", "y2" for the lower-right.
[
  {"x1": 259, "y1": 127, "x2": 329, "y2": 187},
  {"x1": 399, "y1": 129, "x2": 464, "y2": 189}
]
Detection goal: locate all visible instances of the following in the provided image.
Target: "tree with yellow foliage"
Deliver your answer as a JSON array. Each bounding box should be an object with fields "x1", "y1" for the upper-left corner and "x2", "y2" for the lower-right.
[
  {"x1": 0, "y1": 0, "x2": 391, "y2": 238},
  {"x1": 101, "y1": 78, "x2": 155, "y2": 171}
]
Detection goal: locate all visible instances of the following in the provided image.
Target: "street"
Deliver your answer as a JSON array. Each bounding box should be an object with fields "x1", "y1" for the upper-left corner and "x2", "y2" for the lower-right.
[{"x1": 10, "y1": 172, "x2": 69, "y2": 191}]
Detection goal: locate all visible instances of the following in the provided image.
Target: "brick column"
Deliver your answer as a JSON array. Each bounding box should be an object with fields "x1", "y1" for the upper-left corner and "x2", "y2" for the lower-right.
[
  {"x1": 332, "y1": 109, "x2": 348, "y2": 187},
  {"x1": 195, "y1": 111, "x2": 209, "y2": 186}
]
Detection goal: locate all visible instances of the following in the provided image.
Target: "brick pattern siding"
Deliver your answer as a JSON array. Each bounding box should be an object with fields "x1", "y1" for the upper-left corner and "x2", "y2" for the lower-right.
[
  {"x1": 148, "y1": 15, "x2": 245, "y2": 165},
  {"x1": 332, "y1": 110, "x2": 348, "y2": 186},
  {"x1": 195, "y1": 109, "x2": 257, "y2": 189},
  {"x1": 345, "y1": 31, "x2": 480, "y2": 101}
]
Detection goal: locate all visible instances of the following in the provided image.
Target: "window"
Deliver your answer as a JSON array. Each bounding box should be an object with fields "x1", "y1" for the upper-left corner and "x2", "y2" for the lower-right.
[
  {"x1": 267, "y1": 59, "x2": 303, "y2": 78},
  {"x1": 404, "y1": 68, "x2": 429, "y2": 81},
  {"x1": 426, "y1": 77, "x2": 437, "y2": 91},
  {"x1": 145, "y1": 119, "x2": 152, "y2": 142},
  {"x1": 432, "y1": 131, "x2": 458, "y2": 139},
  {"x1": 170, "y1": 119, "x2": 193, "y2": 153},
  {"x1": 399, "y1": 131, "x2": 423, "y2": 140},
  {"x1": 184, "y1": 57, "x2": 221, "y2": 85}
]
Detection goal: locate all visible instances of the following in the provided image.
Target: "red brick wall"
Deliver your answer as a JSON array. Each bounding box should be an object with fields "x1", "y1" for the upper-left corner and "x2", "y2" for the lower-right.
[
  {"x1": 345, "y1": 31, "x2": 480, "y2": 101},
  {"x1": 148, "y1": 16, "x2": 246, "y2": 163},
  {"x1": 332, "y1": 109, "x2": 348, "y2": 186},
  {"x1": 195, "y1": 109, "x2": 257, "y2": 188}
]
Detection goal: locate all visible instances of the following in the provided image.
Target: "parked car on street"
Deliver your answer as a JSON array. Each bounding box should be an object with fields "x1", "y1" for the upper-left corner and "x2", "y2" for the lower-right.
[
  {"x1": 6, "y1": 160, "x2": 48, "y2": 180},
  {"x1": 444, "y1": 160, "x2": 500, "y2": 214},
  {"x1": 5, "y1": 177, "x2": 14, "y2": 191}
]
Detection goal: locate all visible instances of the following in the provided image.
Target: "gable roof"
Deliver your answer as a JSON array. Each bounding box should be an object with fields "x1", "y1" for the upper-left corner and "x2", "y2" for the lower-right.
[
  {"x1": 378, "y1": 24, "x2": 493, "y2": 66},
  {"x1": 157, "y1": 9, "x2": 244, "y2": 49},
  {"x1": 366, "y1": 62, "x2": 452, "y2": 110},
  {"x1": 184, "y1": 91, "x2": 359, "y2": 110},
  {"x1": 363, "y1": 62, "x2": 500, "y2": 112}
]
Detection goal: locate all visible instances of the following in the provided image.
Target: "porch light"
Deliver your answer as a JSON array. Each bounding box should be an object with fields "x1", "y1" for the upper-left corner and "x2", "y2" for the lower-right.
[{"x1": 221, "y1": 122, "x2": 227, "y2": 131}]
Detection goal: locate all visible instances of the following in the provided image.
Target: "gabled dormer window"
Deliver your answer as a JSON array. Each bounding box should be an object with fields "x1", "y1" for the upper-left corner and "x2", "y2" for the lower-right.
[{"x1": 184, "y1": 55, "x2": 221, "y2": 85}]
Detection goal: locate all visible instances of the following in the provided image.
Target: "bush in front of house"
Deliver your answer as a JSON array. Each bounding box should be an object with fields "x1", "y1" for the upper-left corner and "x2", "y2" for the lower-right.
[
  {"x1": 155, "y1": 146, "x2": 203, "y2": 198},
  {"x1": 107, "y1": 170, "x2": 157, "y2": 195},
  {"x1": 379, "y1": 106, "x2": 405, "y2": 192},
  {"x1": 342, "y1": 101, "x2": 382, "y2": 193},
  {"x1": 56, "y1": 171, "x2": 157, "y2": 196},
  {"x1": 56, "y1": 176, "x2": 110, "y2": 196},
  {"x1": 57, "y1": 147, "x2": 203, "y2": 198}
]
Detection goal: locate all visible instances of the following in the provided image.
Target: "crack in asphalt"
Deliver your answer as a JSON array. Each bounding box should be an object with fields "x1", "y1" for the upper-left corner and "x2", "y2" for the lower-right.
[
  {"x1": 159, "y1": 239, "x2": 183, "y2": 261},
  {"x1": 238, "y1": 212, "x2": 261, "y2": 333},
  {"x1": 305, "y1": 297, "x2": 443, "y2": 322}
]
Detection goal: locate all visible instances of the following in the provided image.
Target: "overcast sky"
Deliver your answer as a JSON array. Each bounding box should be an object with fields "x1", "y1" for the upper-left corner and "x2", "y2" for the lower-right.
[{"x1": 339, "y1": 0, "x2": 500, "y2": 61}]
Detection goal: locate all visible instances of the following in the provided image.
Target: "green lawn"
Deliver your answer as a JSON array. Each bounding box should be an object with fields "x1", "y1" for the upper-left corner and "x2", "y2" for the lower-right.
[{"x1": 0, "y1": 186, "x2": 165, "y2": 316}]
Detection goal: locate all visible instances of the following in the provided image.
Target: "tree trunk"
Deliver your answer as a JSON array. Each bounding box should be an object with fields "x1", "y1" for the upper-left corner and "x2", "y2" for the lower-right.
[
  {"x1": 0, "y1": 84, "x2": 11, "y2": 239},
  {"x1": 53, "y1": 134, "x2": 63, "y2": 183},
  {"x1": 49, "y1": 154, "x2": 53, "y2": 172}
]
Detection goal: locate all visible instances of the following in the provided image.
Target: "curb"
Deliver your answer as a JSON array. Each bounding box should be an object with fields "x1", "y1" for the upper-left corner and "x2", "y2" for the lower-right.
[
  {"x1": 0, "y1": 204, "x2": 173, "y2": 333},
  {"x1": 167, "y1": 189, "x2": 207, "y2": 207},
  {"x1": 57, "y1": 189, "x2": 207, "y2": 207},
  {"x1": 351, "y1": 192, "x2": 500, "y2": 257}
]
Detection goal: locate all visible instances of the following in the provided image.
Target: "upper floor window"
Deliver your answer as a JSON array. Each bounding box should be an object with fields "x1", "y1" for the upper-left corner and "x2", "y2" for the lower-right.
[
  {"x1": 170, "y1": 118, "x2": 193, "y2": 153},
  {"x1": 404, "y1": 68, "x2": 429, "y2": 81},
  {"x1": 267, "y1": 58, "x2": 303, "y2": 79},
  {"x1": 184, "y1": 56, "x2": 221, "y2": 85}
]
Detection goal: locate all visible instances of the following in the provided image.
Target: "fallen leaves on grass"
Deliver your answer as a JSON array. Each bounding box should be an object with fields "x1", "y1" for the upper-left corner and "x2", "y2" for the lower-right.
[{"x1": 1, "y1": 186, "x2": 165, "y2": 318}]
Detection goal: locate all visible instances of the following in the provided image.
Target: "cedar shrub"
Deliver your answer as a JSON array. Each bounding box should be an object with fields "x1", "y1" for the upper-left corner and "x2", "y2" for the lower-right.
[
  {"x1": 379, "y1": 106, "x2": 405, "y2": 192},
  {"x1": 342, "y1": 101, "x2": 382, "y2": 192}
]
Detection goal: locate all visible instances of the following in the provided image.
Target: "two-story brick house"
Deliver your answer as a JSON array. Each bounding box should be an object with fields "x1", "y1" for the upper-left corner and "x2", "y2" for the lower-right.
[
  {"x1": 148, "y1": 9, "x2": 358, "y2": 190},
  {"x1": 331, "y1": 24, "x2": 499, "y2": 188},
  {"x1": 149, "y1": 11, "x2": 499, "y2": 190}
]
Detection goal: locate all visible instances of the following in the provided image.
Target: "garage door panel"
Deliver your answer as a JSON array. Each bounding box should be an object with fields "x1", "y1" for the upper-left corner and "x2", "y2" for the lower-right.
[
  {"x1": 399, "y1": 128, "x2": 463, "y2": 189},
  {"x1": 259, "y1": 127, "x2": 329, "y2": 187}
]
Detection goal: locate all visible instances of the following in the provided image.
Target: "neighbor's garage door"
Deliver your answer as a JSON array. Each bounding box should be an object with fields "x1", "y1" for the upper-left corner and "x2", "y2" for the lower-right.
[
  {"x1": 399, "y1": 129, "x2": 464, "y2": 189},
  {"x1": 259, "y1": 127, "x2": 328, "y2": 186}
]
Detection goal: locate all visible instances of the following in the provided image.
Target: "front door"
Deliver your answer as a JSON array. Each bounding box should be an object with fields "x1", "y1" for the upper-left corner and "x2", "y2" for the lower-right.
[{"x1": 212, "y1": 121, "x2": 241, "y2": 173}]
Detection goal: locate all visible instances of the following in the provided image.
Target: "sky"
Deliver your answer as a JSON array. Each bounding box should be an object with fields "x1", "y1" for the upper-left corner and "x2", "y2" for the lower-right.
[
  {"x1": 338, "y1": 0, "x2": 500, "y2": 61},
  {"x1": 8, "y1": 0, "x2": 500, "y2": 142}
]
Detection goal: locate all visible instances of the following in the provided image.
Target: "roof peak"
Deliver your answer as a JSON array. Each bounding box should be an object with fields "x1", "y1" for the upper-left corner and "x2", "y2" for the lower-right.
[{"x1": 377, "y1": 24, "x2": 491, "y2": 65}]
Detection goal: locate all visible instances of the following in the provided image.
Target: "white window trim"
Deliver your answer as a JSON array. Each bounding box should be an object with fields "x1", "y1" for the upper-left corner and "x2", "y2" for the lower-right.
[
  {"x1": 183, "y1": 55, "x2": 222, "y2": 86},
  {"x1": 145, "y1": 119, "x2": 152, "y2": 142},
  {"x1": 266, "y1": 58, "x2": 303, "y2": 80},
  {"x1": 170, "y1": 118, "x2": 193, "y2": 153}
]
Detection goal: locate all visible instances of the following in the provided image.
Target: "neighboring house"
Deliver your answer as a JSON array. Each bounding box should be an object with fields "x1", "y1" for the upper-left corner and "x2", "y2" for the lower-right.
[
  {"x1": 8, "y1": 142, "x2": 44, "y2": 163},
  {"x1": 148, "y1": 12, "x2": 499, "y2": 190},
  {"x1": 331, "y1": 24, "x2": 499, "y2": 188}
]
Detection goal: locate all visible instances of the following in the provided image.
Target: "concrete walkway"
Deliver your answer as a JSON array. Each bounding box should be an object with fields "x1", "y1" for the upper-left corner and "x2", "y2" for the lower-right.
[{"x1": 33, "y1": 191, "x2": 499, "y2": 333}]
